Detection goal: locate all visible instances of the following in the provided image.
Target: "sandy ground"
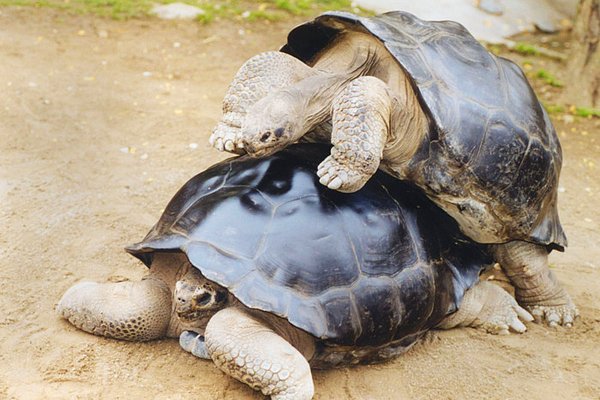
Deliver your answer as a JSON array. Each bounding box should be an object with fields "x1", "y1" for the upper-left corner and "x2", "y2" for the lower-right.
[{"x1": 1, "y1": 8, "x2": 599, "y2": 400}]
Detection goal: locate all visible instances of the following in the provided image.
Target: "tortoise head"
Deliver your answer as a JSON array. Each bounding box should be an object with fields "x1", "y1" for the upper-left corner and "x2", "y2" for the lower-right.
[
  {"x1": 174, "y1": 268, "x2": 229, "y2": 323},
  {"x1": 241, "y1": 89, "x2": 307, "y2": 157}
]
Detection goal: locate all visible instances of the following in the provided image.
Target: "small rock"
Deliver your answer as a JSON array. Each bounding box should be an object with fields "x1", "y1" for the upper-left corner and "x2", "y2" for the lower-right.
[
  {"x1": 151, "y1": 3, "x2": 206, "y2": 20},
  {"x1": 535, "y1": 19, "x2": 558, "y2": 33},
  {"x1": 189, "y1": 143, "x2": 198, "y2": 150},
  {"x1": 478, "y1": 0, "x2": 504, "y2": 15}
]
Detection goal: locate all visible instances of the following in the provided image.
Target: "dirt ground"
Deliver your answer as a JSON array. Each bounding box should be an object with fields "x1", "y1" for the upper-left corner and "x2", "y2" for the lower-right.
[{"x1": 1, "y1": 7, "x2": 599, "y2": 400}]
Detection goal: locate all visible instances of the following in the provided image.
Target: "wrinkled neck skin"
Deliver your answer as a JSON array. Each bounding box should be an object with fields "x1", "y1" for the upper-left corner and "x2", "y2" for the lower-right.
[
  {"x1": 294, "y1": 32, "x2": 386, "y2": 135},
  {"x1": 149, "y1": 253, "x2": 215, "y2": 338}
]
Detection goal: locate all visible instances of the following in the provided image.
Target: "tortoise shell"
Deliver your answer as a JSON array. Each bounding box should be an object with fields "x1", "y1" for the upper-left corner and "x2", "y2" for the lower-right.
[
  {"x1": 281, "y1": 11, "x2": 566, "y2": 250},
  {"x1": 127, "y1": 144, "x2": 488, "y2": 353}
]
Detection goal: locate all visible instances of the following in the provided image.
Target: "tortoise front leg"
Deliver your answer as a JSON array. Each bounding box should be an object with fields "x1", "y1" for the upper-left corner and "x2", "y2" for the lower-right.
[
  {"x1": 204, "y1": 307, "x2": 314, "y2": 400},
  {"x1": 493, "y1": 241, "x2": 579, "y2": 327},
  {"x1": 57, "y1": 277, "x2": 172, "y2": 341},
  {"x1": 316, "y1": 76, "x2": 391, "y2": 192},
  {"x1": 316, "y1": 74, "x2": 428, "y2": 192}
]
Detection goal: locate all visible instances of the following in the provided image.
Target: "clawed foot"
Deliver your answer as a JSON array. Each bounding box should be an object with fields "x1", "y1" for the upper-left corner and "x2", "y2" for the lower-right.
[
  {"x1": 525, "y1": 301, "x2": 579, "y2": 328},
  {"x1": 477, "y1": 288, "x2": 534, "y2": 335},
  {"x1": 438, "y1": 281, "x2": 534, "y2": 335},
  {"x1": 209, "y1": 120, "x2": 245, "y2": 154},
  {"x1": 180, "y1": 330, "x2": 211, "y2": 360},
  {"x1": 317, "y1": 155, "x2": 372, "y2": 193}
]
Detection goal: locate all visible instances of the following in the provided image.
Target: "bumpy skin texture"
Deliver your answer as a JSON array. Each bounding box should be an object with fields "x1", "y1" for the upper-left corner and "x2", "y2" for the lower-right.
[
  {"x1": 210, "y1": 51, "x2": 314, "y2": 153},
  {"x1": 438, "y1": 281, "x2": 534, "y2": 334},
  {"x1": 494, "y1": 242, "x2": 579, "y2": 327},
  {"x1": 205, "y1": 308, "x2": 314, "y2": 400},
  {"x1": 57, "y1": 278, "x2": 172, "y2": 341},
  {"x1": 316, "y1": 76, "x2": 390, "y2": 192}
]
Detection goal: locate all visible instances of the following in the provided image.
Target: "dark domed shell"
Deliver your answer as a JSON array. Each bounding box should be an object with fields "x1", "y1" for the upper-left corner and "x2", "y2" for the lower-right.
[
  {"x1": 127, "y1": 144, "x2": 488, "y2": 347},
  {"x1": 281, "y1": 11, "x2": 566, "y2": 250}
]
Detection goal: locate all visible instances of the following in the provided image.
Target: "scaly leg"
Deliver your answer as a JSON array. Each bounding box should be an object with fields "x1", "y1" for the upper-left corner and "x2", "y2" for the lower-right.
[
  {"x1": 211, "y1": 51, "x2": 314, "y2": 153},
  {"x1": 437, "y1": 281, "x2": 534, "y2": 335},
  {"x1": 317, "y1": 76, "x2": 391, "y2": 192},
  {"x1": 494, "y1": 241, "x2": 579, "y2": 327},
  {"x1": 204, "y1": 307, "x2": 314, "y2": 400},
  {"x1": 57, "y1": 277, "x2": 172, "y2": 341}
]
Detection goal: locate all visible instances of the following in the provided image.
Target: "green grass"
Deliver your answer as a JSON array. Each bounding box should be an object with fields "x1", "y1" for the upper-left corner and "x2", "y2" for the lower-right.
[
  {"x1": 536, "y1": 69, "x2": 563, "y2": 88},
  {"x1": 543, "y1": 103, "x2": 565, "y2": 114},
  {"x1": 512, "y1": 42, "x2": 539, "y2": 56},
  {"x1": 543, "y1": 103, "x2": 600, "y2": 119},
  {"x1": 574, "y1": 106, "x2": 600, "y2": 118},
  {"x1": 0, "y1": 0, "x2": 371, "y2": 20}
]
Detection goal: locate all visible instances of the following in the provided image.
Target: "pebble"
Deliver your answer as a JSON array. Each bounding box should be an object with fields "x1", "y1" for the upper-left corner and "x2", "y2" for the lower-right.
[
  {"x1": 151, "y1": 3, "x2": 205, "y2": 20},
  {"x1": 189, "y1": 143, "x2": 198, "y2": 150}
]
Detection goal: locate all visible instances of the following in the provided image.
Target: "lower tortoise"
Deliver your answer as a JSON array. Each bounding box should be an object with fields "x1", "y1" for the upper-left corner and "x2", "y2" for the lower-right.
[{"x1": 58, "y1": 144, "x2": 532, "y2": 399}]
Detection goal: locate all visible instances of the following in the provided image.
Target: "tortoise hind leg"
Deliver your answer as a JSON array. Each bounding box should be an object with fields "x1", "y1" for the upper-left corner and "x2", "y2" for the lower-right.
[
  {"x1": 57, "y1": 277, "x2": 172, "y2": 341},
  {"x1": 493, "y1": 241, "x2": 579, "y2": 327},
  {"x1": 211, "y1": 51, "x2": 314, "y2": 154},
  {"x1": 437, "y1": 281, "x2": 533, "y2": 335},
  {"x1": 204, "y1": 307, "x2": 314, "y2": 400}
]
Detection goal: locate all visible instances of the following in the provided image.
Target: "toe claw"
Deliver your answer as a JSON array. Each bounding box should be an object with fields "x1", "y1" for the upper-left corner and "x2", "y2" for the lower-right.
[
  {"x1": 319, "y1": 174, "x2": 331, "y2": 186},
  {"x1": 510, "y1": 318, "x2": 527, "y2": 333},
  {"x1": 328, "y1": 177, "x2": 343, "y2": 190},
  {"x1": 516, "y1": 305, "x2": 534, "y2": 323}
]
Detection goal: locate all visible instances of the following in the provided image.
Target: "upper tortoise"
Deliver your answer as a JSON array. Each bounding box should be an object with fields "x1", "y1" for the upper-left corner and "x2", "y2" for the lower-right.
[
  {"x1": 210, "y1": 11, "x2": 577, "y2": 326},
  {"x1": 58, "y1": 144, "x2": 532, "y2": 400}
]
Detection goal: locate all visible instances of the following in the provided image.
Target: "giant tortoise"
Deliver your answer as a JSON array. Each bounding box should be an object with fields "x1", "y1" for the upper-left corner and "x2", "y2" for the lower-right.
[
  {"x1": 209, "y1": 11, "x2": 577, "y2": 326},
  {"x1": 57, "y1": 144, "x2": 531, "y2": 399}
]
